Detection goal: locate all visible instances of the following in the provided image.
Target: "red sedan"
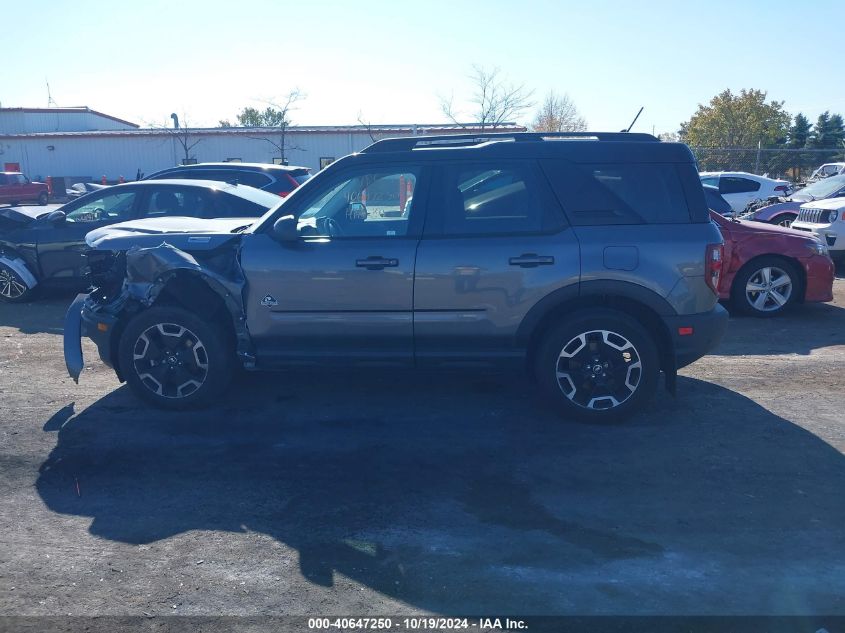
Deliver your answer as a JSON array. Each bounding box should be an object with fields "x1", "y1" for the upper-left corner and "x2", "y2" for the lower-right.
[{"x1": 711, "y1": 211, "x2": 834, "y2": 317}]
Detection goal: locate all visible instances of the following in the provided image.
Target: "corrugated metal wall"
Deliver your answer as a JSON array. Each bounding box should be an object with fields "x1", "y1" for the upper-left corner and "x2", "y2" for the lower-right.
[
  {"x1": 0, "y1": 131, "x2": 381, "y2": 181},
  {"x1": 0, "y1": 110, "x2": 135, "y2": 134}
]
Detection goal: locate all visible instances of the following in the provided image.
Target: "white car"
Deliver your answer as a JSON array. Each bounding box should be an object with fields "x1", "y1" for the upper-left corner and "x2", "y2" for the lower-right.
[
  {"x1": 791, "y1": 197, "x2": 845, "y2": 261},
  {"x1": 809, "y1": 163, "x2": 845, "y2": 181},
  {"x1": 699, "y1": 171, "x2": 791, "y2": 214}
]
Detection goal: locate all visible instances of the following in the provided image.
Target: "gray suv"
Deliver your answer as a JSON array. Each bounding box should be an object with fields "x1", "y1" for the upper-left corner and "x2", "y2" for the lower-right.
[{"x1": 65, "y1": 132, "x2": 728, "y2": 422}]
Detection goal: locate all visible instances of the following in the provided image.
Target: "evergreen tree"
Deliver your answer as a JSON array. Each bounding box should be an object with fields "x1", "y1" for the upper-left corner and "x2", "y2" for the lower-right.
[{"x1": 787, "y1": 113, "x2": 812, "y2": 147}]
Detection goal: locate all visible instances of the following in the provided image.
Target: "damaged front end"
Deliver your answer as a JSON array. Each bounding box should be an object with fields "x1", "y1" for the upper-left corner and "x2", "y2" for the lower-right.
[{"x1": 65, "y1": 237, "x2": 252, "y2": 383}]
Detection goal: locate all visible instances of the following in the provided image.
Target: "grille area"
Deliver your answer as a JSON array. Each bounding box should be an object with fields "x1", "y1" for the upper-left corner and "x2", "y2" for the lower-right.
[{"x1": 797, "y1": 207, "x2": 834, "y2": 224}]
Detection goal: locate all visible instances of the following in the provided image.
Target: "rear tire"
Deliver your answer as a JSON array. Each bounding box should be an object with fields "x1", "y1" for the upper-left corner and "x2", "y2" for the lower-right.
[
  {"x1": 731, "y1": 256, "x2": 799, "y2": 317},
  {"x1": 37, "y1": 191, "x2": 48, "y2": 206},
  {"x1": 534, "y1": 309, "x2": 660, "y2": 423},
  {"x1": 0, "y1": 263, "x2": 37, "y2": 303},
  {"x1": 118, "y1": 306, "x2": 234, "y2": 409}
]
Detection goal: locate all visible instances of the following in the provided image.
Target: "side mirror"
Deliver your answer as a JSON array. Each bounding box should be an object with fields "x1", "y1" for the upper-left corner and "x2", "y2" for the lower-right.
[
  {"x1": 271, "y1": 215, "x2": 299, "y2": 242},
  {"x1": 46, "y1": 210, "x2": 66, "y2": 225}
]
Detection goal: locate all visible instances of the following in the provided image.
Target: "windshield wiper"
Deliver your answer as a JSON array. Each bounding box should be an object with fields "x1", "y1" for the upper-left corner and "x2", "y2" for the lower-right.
[{"x1": 231, "y1": 224, "x2": 252, "y2": 233}]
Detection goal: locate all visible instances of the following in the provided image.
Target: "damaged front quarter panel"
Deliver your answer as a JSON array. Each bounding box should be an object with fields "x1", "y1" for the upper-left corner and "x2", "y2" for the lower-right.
[
  {"x1": 122, "y1": 242, "x2": 254, "y2": 365},
  {"x1": 71, "y1": 238, "x2": 255, "y2": 383}
]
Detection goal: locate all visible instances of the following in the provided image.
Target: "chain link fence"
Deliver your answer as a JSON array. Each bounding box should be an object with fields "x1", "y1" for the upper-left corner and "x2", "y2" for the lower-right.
[{"x1": 690, "y1": 146, "x2": 845, "y2": 182}]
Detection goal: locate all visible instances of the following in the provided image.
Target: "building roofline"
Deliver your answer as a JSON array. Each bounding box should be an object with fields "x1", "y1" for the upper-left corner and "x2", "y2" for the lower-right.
[
  {"x1": 0, "y1": 123, "x2": 526, "y2": 140},
  {"x1": 0, "y1": 106, "x2": 140, "y2": 128}
]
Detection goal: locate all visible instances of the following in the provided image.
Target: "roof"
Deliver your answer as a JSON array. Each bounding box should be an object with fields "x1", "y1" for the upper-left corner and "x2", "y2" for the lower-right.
[
  {"x1": 94, "y1": 179, "x2": 281, "y2": 207},
  {"x1": 699, "y1": 171, "x2": 787, "y2": 182},
  {"x1": 0, "y1": 107, "x2": 139, "y2": 129},
  {"x1": 155, "y1": 162, "x2": 309, "y2": 172},
  {"x1": 0, "y1": 122, "x2": 525, "y2": 140}
]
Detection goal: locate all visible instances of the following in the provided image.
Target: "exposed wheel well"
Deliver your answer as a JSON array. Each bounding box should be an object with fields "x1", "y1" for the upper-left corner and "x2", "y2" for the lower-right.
[
  {"x1": 110, "y1": 272, "x2": 237, "y2": 379},
  {"x1": 767, "y1": 212, "x2": 797, "y2": 225},
  {"x1": 524, "y1": 294, "x2": 675, "y2": 375},
  {"x1": 730, "y1": 254, "x2": 806, "y2": 302}
]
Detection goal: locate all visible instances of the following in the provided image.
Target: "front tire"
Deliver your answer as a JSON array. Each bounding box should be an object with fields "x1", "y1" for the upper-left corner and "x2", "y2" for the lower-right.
[
  {"x1": 37, "y1": 191, "x2": 49, "y2": 206},
  {"x1": 118, "y1": 306, "x2": 234, "y2": 409},
  {"x1": 0, "y1": 263, "x2": 37, "y2": 303},
  {"x1": 731, "y1": 257, "x2": 799, "y2": 317},
  {"x1": 534, "y1": 309, "x2": 659, "y2": 423},
  {"x1": 769, "y1": 214, "x2": 795, "y2": 228}
]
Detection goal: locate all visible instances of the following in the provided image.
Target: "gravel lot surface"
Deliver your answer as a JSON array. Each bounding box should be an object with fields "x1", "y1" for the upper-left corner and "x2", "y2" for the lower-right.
[{"x1": 1, "y1": 269, "x2": 844, "y2": 617}]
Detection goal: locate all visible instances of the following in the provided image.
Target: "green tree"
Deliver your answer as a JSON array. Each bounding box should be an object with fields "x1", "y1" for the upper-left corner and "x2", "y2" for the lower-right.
[
  {"x1": 808, "y1": 111, "x2": 845, "y2": 166},
  {"x1": 234, "y1": 106, "x2": 287, "y2": 127},
  {"x1": 787, "y1": 113, "x2": 812, "y2": 147},
  {"x1": 220, "y1": 90, "x2": 305, "y2": 164},
  {"x1": 680, "y1": 89, "x2": 791, "y2": 148}
]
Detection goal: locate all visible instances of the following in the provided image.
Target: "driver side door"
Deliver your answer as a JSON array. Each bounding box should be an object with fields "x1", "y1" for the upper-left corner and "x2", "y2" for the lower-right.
[
  {"x1": 35, "y1": 188, "x2": 139, "y2": 281},
  {"x1": 240, "y1": 163, "x2": 427, "y2": 367}
]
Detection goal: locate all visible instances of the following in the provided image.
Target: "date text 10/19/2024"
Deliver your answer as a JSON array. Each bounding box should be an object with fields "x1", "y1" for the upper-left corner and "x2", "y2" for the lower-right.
[{"x1": 307, "y1": 617, "x2": 529, "y2": 630}]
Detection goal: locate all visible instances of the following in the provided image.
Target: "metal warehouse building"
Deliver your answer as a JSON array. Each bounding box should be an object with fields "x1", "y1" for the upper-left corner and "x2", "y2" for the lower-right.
[{"x1": 0, "y1": 107, "x2": 524, "y2": 189}]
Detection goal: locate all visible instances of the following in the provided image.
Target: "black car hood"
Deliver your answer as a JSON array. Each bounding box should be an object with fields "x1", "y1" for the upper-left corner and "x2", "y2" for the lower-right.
[
  {"x1": 0, "y1": 207, "x2": 45, "y2": 229},
  {"x1": 86, "y1": 216, "x2": 256, "y2": 251}
]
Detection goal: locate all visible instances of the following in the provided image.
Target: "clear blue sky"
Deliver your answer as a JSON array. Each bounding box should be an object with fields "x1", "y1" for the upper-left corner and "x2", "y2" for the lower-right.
[{"x1": 3, "y1": 0, "x2": 844, "y2": 134}]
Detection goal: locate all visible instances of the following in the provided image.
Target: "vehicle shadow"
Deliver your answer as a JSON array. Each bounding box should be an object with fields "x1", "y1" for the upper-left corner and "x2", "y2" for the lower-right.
[
  {"x1": 36, "y1": 373, "x2": 845, "y2": 613},
  {"x1": 716, "y1": 300, "x2": 845, "y2": 356},
  {"x1": 0, "y1": 288, "x2": 78, "y2": 335}
]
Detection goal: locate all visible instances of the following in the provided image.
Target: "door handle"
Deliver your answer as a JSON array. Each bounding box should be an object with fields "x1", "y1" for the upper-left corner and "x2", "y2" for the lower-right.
[
  {"x1": 508, "y1": 254, "x2": 554, "y2": 268},
  {"x1": 356, "y1": 256, "x2": 399, "y2": 270}
]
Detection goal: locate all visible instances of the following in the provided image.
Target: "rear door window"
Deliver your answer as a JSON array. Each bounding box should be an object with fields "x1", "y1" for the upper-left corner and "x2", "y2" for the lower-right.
[
  {"x1": 428, "y1": 161, "x2": 565, "y2": 236},
  {"x1": 211, "y1": 192, "x2": 270, "y2": 217},
  {"x1": 541, "y1": 160, "x2": 691, "y2": 225},
  {"x1": 719, "y1": 177, "x2": 760, "y2": 194},
  {"x1": 138, "y1": 188, "x2": 211, "y2": 218}
]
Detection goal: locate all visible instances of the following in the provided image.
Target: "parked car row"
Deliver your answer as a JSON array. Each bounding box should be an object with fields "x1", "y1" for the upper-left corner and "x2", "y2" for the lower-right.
[
  {"x1": 699, "y1": 179, "x2": 835, "y2": 315},
  {"x1": 0, "y1": 180, "x2": 281, "y2": 302},
  {"x1": 0, "y1": 135, "x2": 838, "y2": 423}
]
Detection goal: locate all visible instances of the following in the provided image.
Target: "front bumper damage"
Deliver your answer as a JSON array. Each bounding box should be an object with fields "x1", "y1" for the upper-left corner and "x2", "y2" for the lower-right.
[
  {"x1": 64, "y1": 293, "x2": 87, "y2": 383},
  {"x1": 63, "y1": 242, "x2": 250, "y2": 382}
]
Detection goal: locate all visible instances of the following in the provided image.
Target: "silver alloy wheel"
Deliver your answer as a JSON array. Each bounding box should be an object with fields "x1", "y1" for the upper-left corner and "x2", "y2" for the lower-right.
[
  {"x1": 555, "y1": 329, "x2": 642, "y2": 410},
  {"x1": 776, "y1": 217, "x2": 793, "y2": 228},
  {"x1": 745, "y1": 266, "x2": 793, "y2": 313},
  {"x1": 132, "y1": 323, "x2": 209, "y2": 398},
  {"x1": 0, "y1": 267, "x2": 27, "y2": 299}
]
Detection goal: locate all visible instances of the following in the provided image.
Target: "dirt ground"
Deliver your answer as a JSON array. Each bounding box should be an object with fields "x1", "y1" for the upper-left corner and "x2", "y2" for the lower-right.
[{"x1": 1, "y1": 270, "x2": 844, "y2": 617}]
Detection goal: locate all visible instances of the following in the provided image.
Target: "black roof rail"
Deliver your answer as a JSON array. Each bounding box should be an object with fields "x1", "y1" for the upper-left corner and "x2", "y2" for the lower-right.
[{"x1": 362, "y1": 131, "x2": 660, "y2": 153}]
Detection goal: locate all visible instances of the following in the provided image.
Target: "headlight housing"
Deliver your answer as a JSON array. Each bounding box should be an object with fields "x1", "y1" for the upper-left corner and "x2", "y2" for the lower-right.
[{"x1": 807, "y1": 239, "x2": 829, "y2": 256}]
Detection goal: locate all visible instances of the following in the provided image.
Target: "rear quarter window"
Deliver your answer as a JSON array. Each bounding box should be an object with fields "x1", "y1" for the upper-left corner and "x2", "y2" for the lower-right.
[
  {"x1": 212, "y1": 192, "x2": 270, "y2": 217},
  {"x1": 541, "y1": 160, "x2": 701, "y2": 225}
]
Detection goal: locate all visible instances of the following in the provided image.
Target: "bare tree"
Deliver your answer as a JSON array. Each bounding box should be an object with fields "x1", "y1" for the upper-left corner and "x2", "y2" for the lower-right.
[
  {"x1": 531, "y1": 91, "x2": 587, "y2": 133},
  {"x1": 440, "y1": 65, "x2": 534, "y2": 130},
  {"x1": 245, "y1": 89, "x2": 305, "y2": 165},
  {"x1": 356, "y1": 111, "x2": 382, "y2": 143},
  {"x1": 147, "y1": 113, "x2": 202, "y2": 165}
]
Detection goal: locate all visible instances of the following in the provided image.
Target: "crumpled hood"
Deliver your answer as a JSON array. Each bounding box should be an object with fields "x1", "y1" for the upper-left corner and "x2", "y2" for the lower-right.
[{"x1": 86, "y1": 216, "x2": 256, "y2": 251}]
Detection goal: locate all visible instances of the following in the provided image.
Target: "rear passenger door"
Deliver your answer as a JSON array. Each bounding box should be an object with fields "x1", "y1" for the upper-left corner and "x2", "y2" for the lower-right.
[{"x1": 413, "y1": 160, "x2": 580, "y2": 368}]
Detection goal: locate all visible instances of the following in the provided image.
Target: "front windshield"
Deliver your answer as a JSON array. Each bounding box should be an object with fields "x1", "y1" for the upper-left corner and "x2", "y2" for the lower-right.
[{"x1": 792, "y1": 174, "x2": 845, "y2": 199}]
